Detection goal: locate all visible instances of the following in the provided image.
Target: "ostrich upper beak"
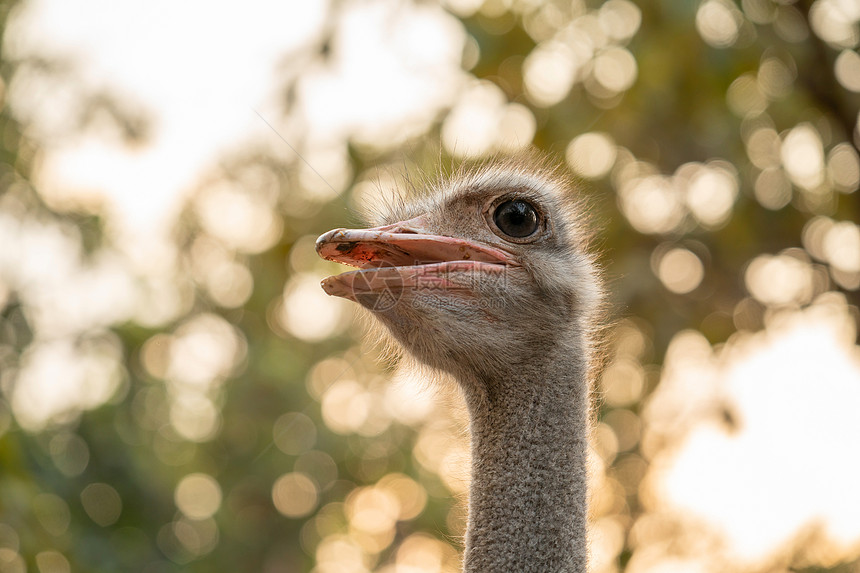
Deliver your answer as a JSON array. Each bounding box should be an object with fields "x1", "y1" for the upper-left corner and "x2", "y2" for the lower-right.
[{"x1": 315, "y1": 216, "x2": 514, "y2": 302}]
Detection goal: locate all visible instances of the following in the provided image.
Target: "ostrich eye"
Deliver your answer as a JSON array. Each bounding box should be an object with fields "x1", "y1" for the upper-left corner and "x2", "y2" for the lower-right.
[{"x1": 492, "y1": 200, "x2": 539, "y2": 239}]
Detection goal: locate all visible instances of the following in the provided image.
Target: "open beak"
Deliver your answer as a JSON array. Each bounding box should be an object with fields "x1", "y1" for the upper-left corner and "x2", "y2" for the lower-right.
[{"x1": 315, "y1": 216, "x2": 514, "y2": 302}]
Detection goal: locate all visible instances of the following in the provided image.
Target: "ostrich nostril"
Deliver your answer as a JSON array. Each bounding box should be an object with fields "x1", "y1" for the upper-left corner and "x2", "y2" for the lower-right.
[{"x1": 385, "y1": 214, "x2": 431, "y2": 235}]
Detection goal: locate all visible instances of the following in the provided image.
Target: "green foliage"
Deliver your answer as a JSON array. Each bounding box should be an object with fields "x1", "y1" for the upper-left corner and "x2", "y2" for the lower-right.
[{"x1": 0, "y1": 0, "x2": 858, "y2": 572}]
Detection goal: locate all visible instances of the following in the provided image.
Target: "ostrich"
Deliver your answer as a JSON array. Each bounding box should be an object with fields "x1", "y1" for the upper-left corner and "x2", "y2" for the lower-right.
[{"x1": 315, "y1": 155, "x2": 602, "y2": 572}]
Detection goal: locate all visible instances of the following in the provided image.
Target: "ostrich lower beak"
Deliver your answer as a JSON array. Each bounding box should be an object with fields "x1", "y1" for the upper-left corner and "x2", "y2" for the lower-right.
[{"x1": 315, "y1": 217, "x2": 514, "y2": 302}]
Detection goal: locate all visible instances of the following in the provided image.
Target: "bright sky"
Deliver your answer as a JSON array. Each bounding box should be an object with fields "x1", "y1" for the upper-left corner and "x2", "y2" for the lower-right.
[
  {"x1": 6, "y1": 0, "x2": 334, "y2": 232},
  {"x1": 645, "y1": 294, "x2": 860, "y2": 567},
  {"x1": 5, "y1": 0, "x2": 467, "y2": 236},
  {"x1": 1, "y1": 0, "x2": 472, "y2": 429}
]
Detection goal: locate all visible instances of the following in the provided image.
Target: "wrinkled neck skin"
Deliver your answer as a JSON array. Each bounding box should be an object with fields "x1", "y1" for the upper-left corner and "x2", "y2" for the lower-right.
[{"x1": 458, "y1": 336, "x2": 589, "y2": 573}]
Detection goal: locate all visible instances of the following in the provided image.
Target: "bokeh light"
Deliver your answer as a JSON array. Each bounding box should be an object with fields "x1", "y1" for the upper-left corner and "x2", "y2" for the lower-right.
[
  {"x1": 11, "y1": 335, "x2": 125, "y2": 431},
  {"x1": 80, "y1": 483, "x2": 122, "y2": 527},
  {"x1": 827, "y1": 142, "x2": 860, "y2": 192},
  {"x1": 781, "y1": 123, "x2": 826, "y2": 190},
  {"x1": 566, "y1": 132, "x2": 618, "y2": 179},
  {"x1": 32, "y1": 494, "x2": 70, "y2": 536},
  {"x1": 48, "y1": 433, "x2": 90, "y2": 477},
  {"x1": 655, "y1": 247, "x2": 705, "y2": 294},
  {"x1": 0, "y1": 549, "x2": 26, "y2": 573},
  {"x1": 273, "y1": 472, "x2": 319, "y2": 519},
  {"x1": 280, "y1": 273, "x2": 351, "y2": 342},
  {"x1": 617, "y1": 173, "x2": 685, "y2": 234},
  {"x1": 1, "y1": 0, "x2": 859, "y2": 571},
  {"x1": 697, "y1": 0, "x2": 744, "y2": 48},
  {"x1": 175, "y1": 473, "x2": 222, "y2": 520},
  {"x1": 680, "y1": 161, "x2": 739, "y2": 228},
  {"x1": 194, "y1": 181, "x2": 283, "y2": 254},
  {"x1": 273, "y1": 412, "x2": 317, "y2": 455},
  {"x1": 834, "y1": 49, "x2": 860, "y2": 92},
  {"x1": 809, "y1": 0, "x2": 860, "y2": 47},
  {"x1": 745, "y1": 251, "x2": 815, "y2": 306},
  {"x1": 35, "y1": 551, "x2": 71, "y2": 573},
  {"x1": 726, "y1": 74, "x2": 769, "y2": 117},
  {"x1": 754, "y1": 167, "x2": 793, "y2": 210},
  {"x1": 592, "y1": 47, "x2": 638, "y2": 93},
  {"x1": 523, "y1": 41, "x2": 580, "y2": 107},
  {"x1": 442, "y1": 80, "x2": 536, "y2": 156}
]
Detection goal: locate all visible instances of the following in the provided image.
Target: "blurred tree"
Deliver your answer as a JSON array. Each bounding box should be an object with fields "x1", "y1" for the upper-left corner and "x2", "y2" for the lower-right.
[{"x1": 0, "y1": 0, "x2": 858, "y2": 572}]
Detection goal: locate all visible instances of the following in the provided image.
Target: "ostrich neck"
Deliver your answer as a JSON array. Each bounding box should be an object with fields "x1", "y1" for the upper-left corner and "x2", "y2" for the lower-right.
[{"x1": 461, "y1": 344, "x2": 589, "y2": 573}]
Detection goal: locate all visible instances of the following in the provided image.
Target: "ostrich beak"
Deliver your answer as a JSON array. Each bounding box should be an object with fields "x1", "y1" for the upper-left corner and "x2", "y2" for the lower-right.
[{"x1": 315, "y1": 216, "x2": 513, "y2": 302}]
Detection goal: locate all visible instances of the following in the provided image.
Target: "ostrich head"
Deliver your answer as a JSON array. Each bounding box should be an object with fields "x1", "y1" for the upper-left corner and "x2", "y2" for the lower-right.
[
  {"x1": 317, "y1": 154, "x2": 601, "y2": 572},
  {"x1": 316, "y1": 155, "x2": 601, "y2": 397}
]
